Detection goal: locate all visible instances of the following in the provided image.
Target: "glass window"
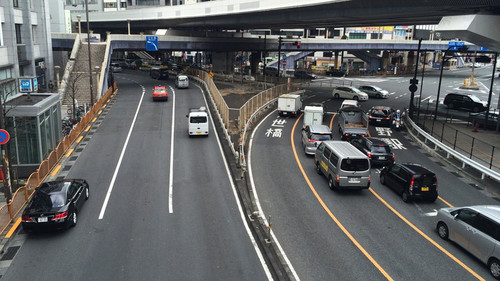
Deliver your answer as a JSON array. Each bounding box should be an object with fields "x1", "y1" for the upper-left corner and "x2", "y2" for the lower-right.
[
  {"x1": 372, "y1": 146, "x2": 391, "y2": 153},
  {"x1": 473, "y1": 215, "x2": 499, "y2": 240},
  {"x1": 32, "y1": 25, "x2": 37, "y2": 43},
  {"x1": 14, "y1": 116, "x2": 40, "y2": 164},
  {"x1": 190, "y1": 116, "x2": 207, "y2": 123},
  {"x1": 341, "y1": 159, "x2": 369, "y2": 171},
  {"x1": 310, "y1": 133, "x2": 332, "y2": 141},
  {"x1": 15, "y1": 24, "x2": 22, "y2": 44},
  {"x1": 456, "y1": 209, "x2": 479, "y2": 225},
  {"x1": 329, "y1": 153, "x2": 339, "y2": 168}
]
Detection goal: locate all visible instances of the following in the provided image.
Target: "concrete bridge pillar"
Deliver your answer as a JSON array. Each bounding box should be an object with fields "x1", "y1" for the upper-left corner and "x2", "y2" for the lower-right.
[{"x1": 212, "y1": 52, "x2": 235, "y2": 73}]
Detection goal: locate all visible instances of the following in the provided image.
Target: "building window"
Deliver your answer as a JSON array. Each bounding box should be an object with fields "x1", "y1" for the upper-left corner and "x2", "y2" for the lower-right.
[
  {"x1": 15, "y1": 24, "x2": 22, "y2": 44},
  {"x1": 104, "y1": 2, "x2": 117, "y2": 8},
  {"x1": 0, "y1": 23, "x2": 3, "y2": 46},
  {"x1": 121, "y1": 2, "x2": 127, "y2": 8},
  {"x1": 9, "y1": 116, "x2": 40, "y2": 165},
  {"x1": 32, "y1": 25, "x2": 37, "y2": 43},
  {"x1": 137, "y1": 0, "x2": 160, "y2": 5},
  {"x1": 13, "y1": 0, "x2": 19, "y2": 8}
]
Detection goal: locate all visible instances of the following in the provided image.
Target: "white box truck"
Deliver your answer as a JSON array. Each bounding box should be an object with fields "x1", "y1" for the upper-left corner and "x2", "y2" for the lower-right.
[
  {"x1": 186, "y1": 107, "x2": 209, "y2": 136},
  {"x1": 303, "y1": 106, "x2": 324, "y2": 128},
  {"x1": 277, "y1": 93, "x2": 302, "y2": 117}
]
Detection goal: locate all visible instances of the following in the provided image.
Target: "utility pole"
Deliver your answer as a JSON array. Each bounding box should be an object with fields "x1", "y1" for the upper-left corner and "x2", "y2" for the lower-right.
[
  {"x1": 85, "y1": 0, "x2": 95, "y2": 105},
  {"x1": 277, "y1": 35, "x2": 282, "y2": 83}
]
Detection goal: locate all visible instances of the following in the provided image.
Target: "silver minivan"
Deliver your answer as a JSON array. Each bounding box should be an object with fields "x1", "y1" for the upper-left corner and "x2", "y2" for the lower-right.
[
  {"x1": 436, "y1": 205, "x2": 500, "y2": 279},
  {"x1": 175, "y1": 74, "x2": 189, "y2": 89},
  {"x1": 314, "y1": 141, "x2": 371, "y2": 190}
]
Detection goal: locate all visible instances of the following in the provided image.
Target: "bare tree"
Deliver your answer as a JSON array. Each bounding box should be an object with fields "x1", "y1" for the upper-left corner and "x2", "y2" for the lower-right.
[
  {"x1": 0, "y1": 82, "x2": 20, "y2": 202},
  {"x1": 66, "y1": 72, "x2": 86, "y2": 121}
]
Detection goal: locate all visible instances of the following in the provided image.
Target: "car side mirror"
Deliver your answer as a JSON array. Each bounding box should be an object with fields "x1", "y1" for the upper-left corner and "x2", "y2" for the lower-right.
[{"x1": 186, "y1": 114, "x2": 189, "y2": 118}]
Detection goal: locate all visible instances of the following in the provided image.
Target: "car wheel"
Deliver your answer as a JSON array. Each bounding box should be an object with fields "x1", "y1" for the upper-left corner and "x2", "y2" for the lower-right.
[
  {"x1": 316, "y1": 162, "x2": 322, "y2": 174},
  {"x1": 71, "y1": 211, "x2": 77, "y2": 227},
  {"x1": 380, "y1": 174, "x2": 386, "y2": 185},
  {"x1": 85, "y1": 186, "x2": 89, "y2": 200},
  {"x1": 328, "y1": 176, "x2": 337, "y2": 191},
  {"x1": 334, "y1": 93, "x2": 340, "y2": 99},
  {"x1": 376, "y1": 94, "x2": 381, "y2": 98},
  {"x1": 448, "y1": 103, "x2": 455, "y2": 109},
  {"x1": 437, "y1": 222, "x2": 449, "y2": 240},
  {"x1": 353, "y1": 95, "x2": 359, "y2": 100},
  {"x1": 489, "y1": 258, "x2": 500, "y2": 280},
  {"x1": 472, "y1": 106, "x2": 479, "y2": 113},
  {"x1": 402, "y1": 191, "x2": 411, "y2": 202}
]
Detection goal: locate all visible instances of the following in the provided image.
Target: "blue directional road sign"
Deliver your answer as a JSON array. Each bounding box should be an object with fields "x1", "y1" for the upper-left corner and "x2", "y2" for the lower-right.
[
  {"x1": 448, "y1": 41, "x2": 465, "y2": 50},
  {"x1": 146, "y1": 36, "x2": 158, "y2": 51},
  {"x1": 33, "y1": 77, "x2": 38, "y2": 92},
  {"x1": 19, "y1": 78, "x2": 33, "y2": 92}
]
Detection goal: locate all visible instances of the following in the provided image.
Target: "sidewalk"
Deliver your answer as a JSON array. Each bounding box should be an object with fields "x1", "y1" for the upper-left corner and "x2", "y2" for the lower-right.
[{"x1": 410, "y1": 115, "x2": 500, "y2": 198}]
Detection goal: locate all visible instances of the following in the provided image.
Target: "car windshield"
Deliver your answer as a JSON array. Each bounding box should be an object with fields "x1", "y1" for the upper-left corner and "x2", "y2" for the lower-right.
[
  {"x1": 311, "y1": 133, "x2": 332, "y2": 141},
  {"x1": 372, "y1": 145, "x2": 391, "y2": 153},
  {"x1": 31, "y1": 183, "x2": 69, "y2": 209},
  {"x1": 371, "y1": 109, "x2": 389, "y2": 117},
  {"x1": 155, "y1": 88, "x2": 166, "y2": 93},
  {"x1": 469, "y1": 95, "x2": 481, "y2": 102},
  {"x1": 341, "y1": 159, "x2": 369, "y2": 171},
  {"x1": 190, "y1": 116, "x2": 207, "y2": 123},
  {"x1": 371, "y1": 86, "x2": 382, "y2": 91},
  {"x1": 417, "y1": 174, "x2": 436, "y2": 186},
  {"x1": 351, "y1": 88, "x2": 361, "y2": 93}
]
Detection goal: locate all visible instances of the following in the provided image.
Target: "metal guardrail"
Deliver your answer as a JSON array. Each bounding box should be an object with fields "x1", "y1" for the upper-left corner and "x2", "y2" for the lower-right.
[{"x1": 406, "y1": 113, "x2": 500, "y2": 182}]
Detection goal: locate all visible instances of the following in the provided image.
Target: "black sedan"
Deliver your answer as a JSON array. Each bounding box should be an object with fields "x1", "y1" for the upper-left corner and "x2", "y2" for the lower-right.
[
  {"x1": 21, "y1": 179, "x2": 89, "y2": 232},
  {"x1": 368, "y1": 106, "x2": 394, "y2": 126}
]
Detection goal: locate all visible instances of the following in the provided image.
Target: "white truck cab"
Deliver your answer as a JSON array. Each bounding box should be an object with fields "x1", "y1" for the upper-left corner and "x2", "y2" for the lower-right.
[{"x1": 187, "y1": 107, "x2": 209, "y2": 136}]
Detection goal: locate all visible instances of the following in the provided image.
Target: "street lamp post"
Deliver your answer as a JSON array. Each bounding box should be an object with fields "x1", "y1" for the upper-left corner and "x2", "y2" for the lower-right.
[{"x1": 84, "y1": 0, "x2": 95, "y2": 105}]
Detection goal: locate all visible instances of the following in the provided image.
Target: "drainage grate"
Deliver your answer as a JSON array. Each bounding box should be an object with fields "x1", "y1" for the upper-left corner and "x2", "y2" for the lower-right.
[
  {"x1": 84, "y1": 138, "x2": 90, "y2": 142},
  {"x1": 470, "y1": 184, "x2": 483, "y2": 190},
  {"x1": 63, "y1": 165, "x2": 72, "y2": 171},
  {"x1": 75, "y1": 148, "x2": 84, "y2": 153},
  {"x1": 69, "y1": 156, "x2": 78, "y2": 161},
  {"x1": 1, "y1": 246, "x2": 20, "y2": 261},
  {"x1": 56, "y1": 176, "x2": 65, "y2": 180},
  {"x1": 87, "y1": 132, "x2": 94, "y2": 136}
]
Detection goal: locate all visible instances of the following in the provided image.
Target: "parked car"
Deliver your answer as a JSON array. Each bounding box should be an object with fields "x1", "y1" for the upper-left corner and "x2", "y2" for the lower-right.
[
  {"x1": 294, "y1": 70, "x2": 317, "y2": 79},
  {"x1": 380, "y1": 163, "x2": 438, "y2": 202},
  {"x1": 110, "y1": 62, "x2": 122, "y2": 73},
  {"x1": 264, "y1": 67, "x2": 279, "y2": 77},
  {"x1": 368, "y1": 106, "x2": 394, "y2": 126},
  {"x1": 21, "y1": 179, "x2": 89, "y2": 232},
  {"x1": 152, "y1": 85, "x2": 168, "y2": 101},
  {"x1": 332, "y1": 86, "x2": 368, "y2": 101},
  {"x1": 301, "y1": 124, "x2": 333, "y2": 155},
  {"x1": 436, "y1": 205, "x2": 500, "y2": 280},
  {"x1": 470, "y1": 111, "x2": 499, "y2": 130},
  {"x1": 443, "y1": 93, "x2": 488, "y2": 112},
  {"x1": 326, "y1": 68, "x2": 347, "y2": 77},
  {"x1": 351, "y1": 137, "x2": 395, "y2": 166},
  {"x1": 358, "y1": 85, "x2": 389, "y2": 99}
]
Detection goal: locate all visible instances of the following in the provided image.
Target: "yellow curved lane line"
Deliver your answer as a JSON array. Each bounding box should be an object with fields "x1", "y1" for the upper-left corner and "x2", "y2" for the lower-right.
[{"x1": 292, "y1": 114, "x2": 394, "y2": 281}]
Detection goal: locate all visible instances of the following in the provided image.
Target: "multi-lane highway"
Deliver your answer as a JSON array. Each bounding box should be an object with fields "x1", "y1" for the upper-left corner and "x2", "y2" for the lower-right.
[
  {"x1": 249, "y1": 65, "x2": 500, "y2": 280},
  {"x1": 2, "y1": 65, "x2": 499, "y2": 280},
  {"x1": 2, "y1": 71, "x2": 271, "y2": 280}
]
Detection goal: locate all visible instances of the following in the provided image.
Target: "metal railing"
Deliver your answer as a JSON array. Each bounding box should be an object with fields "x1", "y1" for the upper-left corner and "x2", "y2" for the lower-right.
[
  {"x1": 406, "y1": 112, "x2": 500, "y2": 182},
  {"x1": 0, "y1": 85, "x2": 117, "y2": 235}
]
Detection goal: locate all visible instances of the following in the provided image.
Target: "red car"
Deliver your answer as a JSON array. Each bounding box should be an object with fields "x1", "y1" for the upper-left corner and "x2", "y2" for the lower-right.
[{"x1": 152, "y1": 86, "x2": 168, "y2": 101}]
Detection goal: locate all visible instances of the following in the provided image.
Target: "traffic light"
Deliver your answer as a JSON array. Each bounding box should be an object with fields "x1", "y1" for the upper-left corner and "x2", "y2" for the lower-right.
[{"x1": 294, "y1": 41, "x2": 301, "y2": 48}]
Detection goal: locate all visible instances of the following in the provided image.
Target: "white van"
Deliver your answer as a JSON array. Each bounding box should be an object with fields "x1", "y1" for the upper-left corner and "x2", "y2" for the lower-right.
[
  {"x1": 176, "y1": 74, "x2": 189, "y2": 89},
  {"x1": 186, "y1": 107, "x2": 209, "y2": 136},
  {"x1": 314, "y1": 141, "x2": 371, "y2": 190}
]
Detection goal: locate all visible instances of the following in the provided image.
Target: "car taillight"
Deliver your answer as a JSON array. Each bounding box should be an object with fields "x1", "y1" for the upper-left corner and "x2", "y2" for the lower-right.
[
  {"x1": 392, "y1": 154, "x2": 395, "y2": 159},
  {"x1": 385, "y1": 117, "x2": 390, "y2": 120},
  {"x1": 308, "y1": 139, "x2": 318, "y2": 142},
  {"x1": 367, "y1": 152, "x2": 372, "y2": 158},
  {"x1": 53, "y1": 211, "x2": 68, "y2": 220},
  {"x1": 21, "y1": 216, "x2": 33, "y2": 222},
  {"x1": 361, "y1": 134, "x2": 366, "y2": 137},
  {"x1": 336, "y1": 177, "x2": 340, "y2": 182}
]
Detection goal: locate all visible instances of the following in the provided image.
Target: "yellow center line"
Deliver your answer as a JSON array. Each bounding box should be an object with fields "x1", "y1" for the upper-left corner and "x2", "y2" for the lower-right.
[
  {"x1": 76, "y1": 136, "x2": 83, "y2": 143},
  {"x1": 97, "y1": 110, "x2": 102, "y2": 115},
  {"x1": 5, "y1": 217, "x2": 21, "y2": 238},
  {"x1": 368, "y1": 188, "x2": 485, "y2": 280},
  {"x1": 292, "y1": 114, "x2": 394, "y2": 281},
  {"x1": 84, "y1": 125, "x2": 91, "y2": 132},
  {"x1": 51, "y1": 165, "x2": 62, "y2": 176},
  {"x1": 102, "y1": 104, "x2": 107, "y2": 109},
  {"x1": 65, "y1": 148, "x2": 74, "y2": 157},
  {"x1": 92, "y1": 117, "x2": 97, "y2": 122}
]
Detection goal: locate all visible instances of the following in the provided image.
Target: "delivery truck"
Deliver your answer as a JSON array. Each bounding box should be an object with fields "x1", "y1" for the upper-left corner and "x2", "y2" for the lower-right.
[
  {"x1": 303, "y1": 106, "x2": 324, "y2": 128},
  {"x1": 277, "y1": 93, "x2": 303, "y2": 117}
]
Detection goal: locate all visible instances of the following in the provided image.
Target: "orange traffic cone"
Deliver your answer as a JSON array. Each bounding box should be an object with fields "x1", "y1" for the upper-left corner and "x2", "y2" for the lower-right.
[{"x1": 472, "y1": 121, "x2": 479, "y2": 132}]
